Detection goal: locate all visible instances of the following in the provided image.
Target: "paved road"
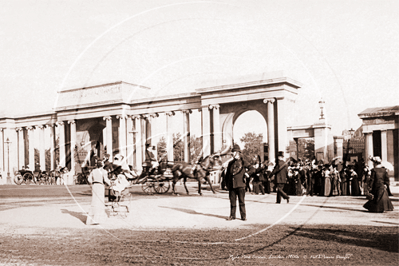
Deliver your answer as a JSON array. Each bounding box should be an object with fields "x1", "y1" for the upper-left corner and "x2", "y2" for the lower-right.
[{"x1": 0, "y1": 184, "x2": 398, "y2": 234}]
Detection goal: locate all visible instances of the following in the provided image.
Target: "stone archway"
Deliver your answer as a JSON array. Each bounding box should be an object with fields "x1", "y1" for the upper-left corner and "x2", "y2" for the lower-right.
[
  {"x1": 220, "y1": 99, "x2": 274, "y2": 159},
  {"x1": 75, "y1": 118, "x2": 106, "y2": 170}
]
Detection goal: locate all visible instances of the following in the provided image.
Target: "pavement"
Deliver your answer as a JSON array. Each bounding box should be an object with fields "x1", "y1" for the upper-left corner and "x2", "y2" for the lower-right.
[{"x1": 0, "y1": 184, "x2": 398, "y2": 234}]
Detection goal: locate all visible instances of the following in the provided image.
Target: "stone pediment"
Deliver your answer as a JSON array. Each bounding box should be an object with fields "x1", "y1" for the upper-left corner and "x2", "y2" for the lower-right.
[{"x1": 55, "y1": 81, "x2": 151, "y2": 111}]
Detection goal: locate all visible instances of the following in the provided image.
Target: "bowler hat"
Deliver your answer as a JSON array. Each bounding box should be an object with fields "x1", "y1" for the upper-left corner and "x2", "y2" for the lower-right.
[
  {"x1": 278, "y1": 151, "x2": 284, "y2": 157},
  {"x1": 232, "y1": 144, "x2": 241, "y2": 152}
]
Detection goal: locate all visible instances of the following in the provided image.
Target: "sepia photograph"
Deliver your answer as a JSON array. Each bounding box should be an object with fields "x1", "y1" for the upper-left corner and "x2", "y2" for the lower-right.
[{"x1": 0, "y1": 0, "x2": 398, "y2": 265}]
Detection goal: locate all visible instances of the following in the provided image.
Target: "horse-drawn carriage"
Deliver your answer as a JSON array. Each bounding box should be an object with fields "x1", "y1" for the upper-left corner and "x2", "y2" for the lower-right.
[
  {"x1": 138, "y1": 161, "x2": 174, "y2": 195},
  {"x1": 134, "y1": 153, "x2": 223, "y2": 195},
  {"x1": 14, "y1": 166, "x2": 49, "y2": 185}
]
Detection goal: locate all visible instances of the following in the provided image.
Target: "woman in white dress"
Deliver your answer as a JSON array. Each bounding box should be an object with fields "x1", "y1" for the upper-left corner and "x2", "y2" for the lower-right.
[{"x1": 86, "y1": 161, "x2": 110, "y2": 225}]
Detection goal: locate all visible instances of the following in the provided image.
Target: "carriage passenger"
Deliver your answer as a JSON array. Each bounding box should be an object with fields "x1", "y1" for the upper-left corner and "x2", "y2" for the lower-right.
[
  {"x1": 145, "y1": 141, "x2": 158, "y2": 175},
  {"x1": 110, "y1": 166, "x2": 131, "y2": 202}
]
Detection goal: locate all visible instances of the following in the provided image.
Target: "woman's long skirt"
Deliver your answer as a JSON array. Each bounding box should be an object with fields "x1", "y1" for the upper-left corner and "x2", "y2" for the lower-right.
[
  {"x1": 341, "y1": 181, "x2": 347, "y2": 195},
  {"x1": 363, "y1": 188, "x2": 394, "y2": 213},
  {"x1": 351, "y1": 178, "x2": 361, "y2": 196},
  {"x1": 331, "y1": 177, "x2": 339, "y2": 196},
  {"x1": 86, "y1": 183, "x2": 107, "y2": 225},
  {"x1": 295, "y1": 181, "x2": 302, "y2": 195},
  {"x1": 324, "y1": 177, "x2": 331, "y2": 196}
]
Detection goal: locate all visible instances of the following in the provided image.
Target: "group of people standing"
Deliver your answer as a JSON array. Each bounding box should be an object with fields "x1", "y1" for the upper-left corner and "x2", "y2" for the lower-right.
[{"x1": 222, "y1": 144, "x2": 394, "y2": 221}]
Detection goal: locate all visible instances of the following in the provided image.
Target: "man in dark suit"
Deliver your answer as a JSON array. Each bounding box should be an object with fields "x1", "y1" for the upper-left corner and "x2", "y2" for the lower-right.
[
  {"x1": 225, "y1": 144, "x2": 250, "y2": 221},
  {"x1": 271, "y1": 151, "x2": 290, "y2": 204}
]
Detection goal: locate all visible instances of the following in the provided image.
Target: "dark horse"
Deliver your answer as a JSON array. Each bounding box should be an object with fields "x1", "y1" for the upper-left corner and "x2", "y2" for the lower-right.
[{"x1": 170, "y1": 154, "x2": 222, "y2": 195}]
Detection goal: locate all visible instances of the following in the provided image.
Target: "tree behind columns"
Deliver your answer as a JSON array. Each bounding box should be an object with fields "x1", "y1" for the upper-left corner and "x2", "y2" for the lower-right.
[
  {"x1": 157, "y1": 134, "x2": 202, "y2": 163},
  {"x1": 240, "y1": 132, "x2": 263, "y2": 160}
]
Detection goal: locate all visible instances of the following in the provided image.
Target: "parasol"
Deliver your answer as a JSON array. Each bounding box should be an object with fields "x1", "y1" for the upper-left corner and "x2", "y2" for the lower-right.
[
  {"x1": 380, "y1": 161, "x2": 394, "y2": 171},
  {"x1": 330, "y1": 156, "x2": 343, "y2": 164}
]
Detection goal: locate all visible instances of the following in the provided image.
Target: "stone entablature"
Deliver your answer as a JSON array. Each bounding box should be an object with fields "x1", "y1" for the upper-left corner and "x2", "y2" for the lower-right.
[{"x1": 56, "y1": 81, "x2": 151, "y2": 111}]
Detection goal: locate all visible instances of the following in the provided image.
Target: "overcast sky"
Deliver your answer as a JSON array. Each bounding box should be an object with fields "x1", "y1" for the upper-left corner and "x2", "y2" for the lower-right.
[{"x1": 0, "y1": 0, "x2": 398, "y2": 143}]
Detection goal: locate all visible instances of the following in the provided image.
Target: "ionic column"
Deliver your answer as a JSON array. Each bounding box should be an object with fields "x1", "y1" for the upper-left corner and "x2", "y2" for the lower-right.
[
  {"x1": 117, "y1": 115, "x2": 127, "y2": 158},
  {"x1": 0, "y1": 128, "x2": 3, "y2": 172},
  {"x1": 103, "y1": 116, "x2": 113, "y2": 159},
  {"x1": 132, "y1": 115, "x2": 142, "y2": 172},
  {"x1": 68, "y1": 120, "x2": 76, "y2": 175},
  {"x1": 202, "y1": 106, "x2": 211, "y2": 156},
  {"x1": 165, "y1": 111, "x2": 175, "y2": 162},
  {"x1": 182, "y1": 109, "x2": 192, "y2": 162},
  {"x1": 56, "y1": 121, "x2": 65, "y2": 167},
  {"x1": 364, "y1": 132, "x2": 374, "y2": 167},
  {"x1": 141, "y1": 115, "x2": 148, "y2": 160},
  {"x1": 50, "y1": 125, "x2": 56, "y2": 170},
  {"x1": 16, "y1": 128, "x2": 24, "y2": 170},
  {"x1": 263, "y1": 98, "x2": 275, "y2": 163},
  {"x1": 38, "y1": 125, "x2": 46, "y2": 171},
  {"x1": 147, "y1": 113, "x2": 159, "y2": 146},
  {"x1": 27, "y1": 126, "x2": 35, "y2": 170},
  {"x1": 126, "y1": 115, "x2": 134, "y2": 166},
  {"x1": 209, "y1": 104, "x2": 221, "y2": 153},
  {"x1": 276, "y1": 98, "x2": 288, "y2": 159},
  {"x1": 381, "y1": 129, "x2": 387, "y2": 161}
]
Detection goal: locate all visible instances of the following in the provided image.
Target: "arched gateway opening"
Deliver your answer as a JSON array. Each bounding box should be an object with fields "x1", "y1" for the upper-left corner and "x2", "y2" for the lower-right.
[{"x1": 233, "y1": 110, "x2": 267, "y2": 161}]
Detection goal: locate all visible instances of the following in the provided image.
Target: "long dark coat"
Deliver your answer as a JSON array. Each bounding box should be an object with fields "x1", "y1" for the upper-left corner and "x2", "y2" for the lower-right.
[
  {"x1": 225, "y1": 157, "x2": 250, "y2": 190},
  {"x1": 271, "y1": 159, "x2": 288, "y2": 184}
]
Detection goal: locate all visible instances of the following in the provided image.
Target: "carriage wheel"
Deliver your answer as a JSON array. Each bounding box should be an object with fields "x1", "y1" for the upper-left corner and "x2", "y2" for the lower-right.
[
  {"x1": 141, "y1": 181, "x2": 154, "y2": 194},
  {"x1": 14, "y1": 174, "x2": 23, "y2": 185},
  {"x1": 23, "y1": 172, "x2": 34, "y2": 185},
  {"x1": 154, "y1": 180, "x2": 170, "y2": 194}
]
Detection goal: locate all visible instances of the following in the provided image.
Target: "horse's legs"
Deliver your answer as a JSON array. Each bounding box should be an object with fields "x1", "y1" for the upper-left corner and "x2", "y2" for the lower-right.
[
  {"x1": 183, "y1": 177, "x2": 189, "y2": 195},
  {"x1": 205, "y1": 175, "x2": 216, "y2": 194},
  {"x1": 197, "y1": 177, "x2": 202, "y2": 196},
  {"x1": 172, "y1": 180, "x2": 176, "y2": 195}
]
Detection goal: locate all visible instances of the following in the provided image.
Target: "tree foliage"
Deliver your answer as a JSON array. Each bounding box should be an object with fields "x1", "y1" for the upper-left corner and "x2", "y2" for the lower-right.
[
  {"x1": 157, "y1": 134, "x2": 202, "y2": 163},
  {"x1": 239, "y1": 132, "x2": 263, "y2": 160}
]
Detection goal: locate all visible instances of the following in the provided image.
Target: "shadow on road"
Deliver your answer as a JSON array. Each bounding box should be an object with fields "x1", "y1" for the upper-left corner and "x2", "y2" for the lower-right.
[
  {"x1": 61, "y1": 209, "x2": 87, "y2": 224},
  {"x1": 291, "y1": 226, "x2": 399, "y2": 253},
  {"x1": 300, "y1": 204, "x2": 369, "y2": 212},
  {"x1": 159, "y1": 206, "x2": 227, "y2": 220}
]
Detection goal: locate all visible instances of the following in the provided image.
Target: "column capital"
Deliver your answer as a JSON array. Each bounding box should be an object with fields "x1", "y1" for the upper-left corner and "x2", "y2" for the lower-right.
[
  {"x1": 67, "y1": 120, "x2": 76, "y2": 125},
  {"x1": 116, "y1": 114, "x2": 128, "y2": 120},
  {"x1": 263, "y1": 98, "x2": 275, "y2": 104},
  {"x1": 182, "y1": 109, "x2": 192, "y2": 114},
  {"x1": 55, "y1": 121, "x2": 64, "y2": 127},
  {"x1": 166, "y1": 111, "x2": 175, "y2": 116},
  {"x1": 131, "y1": 114, "x2": 141, "y2": 120},
  {"x1": 141, "y1": 114, "x2": 150, "y2": 120},
  {"x1": 15, "y1": 127, "x2": 22, "y2": 132},
  {"x1": 103, "y1": 116, "x2": 112, "y2": 121},
  {"x1": 27, "y1": 126, "x2": 35, "y2": 131},
  {"x1": 150, "y1": 113, "x2": 159, "y2": 119},
  {"x1": 208, "y1": 104, "x2": 220, "y2": 110},
  {"x1": 38, "y1": 125, "x2": 46, "y2": 129}
]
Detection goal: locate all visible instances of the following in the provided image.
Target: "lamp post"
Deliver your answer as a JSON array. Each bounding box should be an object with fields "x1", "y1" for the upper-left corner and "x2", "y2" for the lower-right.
[
  {"x1": 318, "y1": 99, "x2": 325, "y2": 120},
  {"x1": 344, "y1": 128, "x2": 355, "y2": 165},
  {"x1": 5, "y1": 137, "x2": 11, "y2": 184}
]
